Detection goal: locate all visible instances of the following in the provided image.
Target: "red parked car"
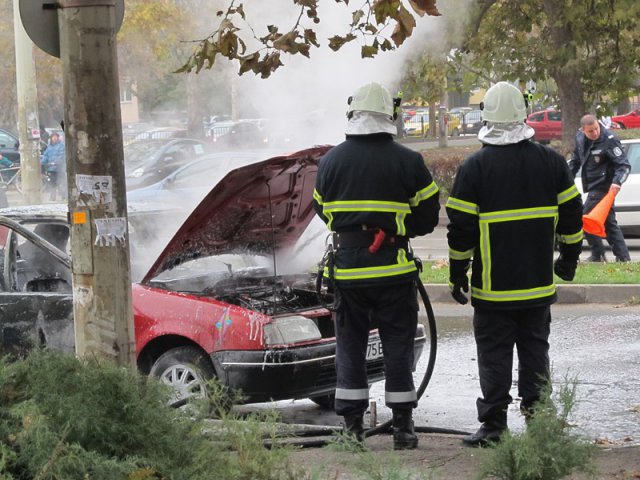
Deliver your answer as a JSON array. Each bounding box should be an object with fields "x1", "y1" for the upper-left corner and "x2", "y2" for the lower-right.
[
  {"x1": 526, "y1": 109, "x2": 563, "y2": 143},
  {"x1": 611, "y1": 109, "x2": 640, "y2": 130},
  {"x1": 0, "y1": 146, "x2": 427, "y2": 408}
]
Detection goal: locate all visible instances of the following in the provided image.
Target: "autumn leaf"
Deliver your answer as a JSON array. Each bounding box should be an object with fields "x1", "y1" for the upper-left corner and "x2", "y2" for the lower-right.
[
  {"x1": 361, "y1": 45, "x2": 378, "y2": 58},
  {"x1": 328, "y1": 33, "x2": 357, "y2": 51},
  {"x1": 408, "y1": 0, "x2": 441, "y2": 16},
  {"x1": 391, "y1": 4, "x2": 416, "y2": 46}
]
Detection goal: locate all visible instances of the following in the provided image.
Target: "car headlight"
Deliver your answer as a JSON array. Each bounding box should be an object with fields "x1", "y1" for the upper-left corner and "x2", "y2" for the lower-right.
[
  {"x1": 130, "y1": 167, "x2": 144, "y2": 178},
  {"x1": 264, "y1": 315, "x2": 322, "y2": 346}
]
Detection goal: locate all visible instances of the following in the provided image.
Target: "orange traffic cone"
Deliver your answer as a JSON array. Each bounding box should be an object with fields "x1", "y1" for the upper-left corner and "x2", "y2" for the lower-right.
[{"x1": 582, "y1": 190, "x2": 616, "y2": 237}]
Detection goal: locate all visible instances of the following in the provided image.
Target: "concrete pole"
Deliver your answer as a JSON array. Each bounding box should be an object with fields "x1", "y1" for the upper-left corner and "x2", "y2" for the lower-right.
[
  {"x1": 58, "y1": 1, "x2": 135, "y2": 367},
  {"x1": 13, "y1": 0, "x2": 42, "y2": 205},
  {"x1": 438, "y1": 77, "x2": 448, "y2": 148}
]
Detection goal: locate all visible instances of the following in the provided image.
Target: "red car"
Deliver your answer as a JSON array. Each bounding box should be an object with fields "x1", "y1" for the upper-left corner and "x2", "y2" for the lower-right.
[
  {"x1": 526, "y1": 109, "x2": 563, "y2": 143},
  {"x1": 0, "y1": 146, "x2": 427, "y2": 408},
  {"x1": 611, "y1": 109, "x2": 640, "y2": 130}
]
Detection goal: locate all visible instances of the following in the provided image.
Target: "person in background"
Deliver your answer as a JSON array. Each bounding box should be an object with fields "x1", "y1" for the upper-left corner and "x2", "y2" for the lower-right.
[
  {"x1": 446, "y1": 81, "x2": 583, "y2": 447},
  {"x1": 40, "y1": 132, "x2": 66, "y2": 201},
  {"x1": 568, "y1": 114, "x2": 631, "y2": 262},
  {"x1": 313, "y1": 82, "x2": 440, "y2": 450}
]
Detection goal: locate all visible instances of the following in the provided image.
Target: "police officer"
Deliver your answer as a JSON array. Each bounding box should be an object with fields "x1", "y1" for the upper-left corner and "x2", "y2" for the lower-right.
[
  {"x1": 313, "y1": 82, "x2": 440, "y2": 449},
  {"x1": 446, "y1": 82, "x2": 583, "y2": 447},
  {"x1": 569, "y1": 114, "x2": 631, "y2": 262}
]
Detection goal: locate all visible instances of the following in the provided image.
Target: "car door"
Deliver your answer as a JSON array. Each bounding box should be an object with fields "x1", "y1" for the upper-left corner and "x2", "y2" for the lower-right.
[
  {"x1": 0, "y1": 218, "x2": 74, "y2": 357},
  {"x1": 615, "y1": 142, "x2": 640, "y2": 233},
  {"x1": 0, "y1": 130, "x2": 19, "y2": 163},
  {"x1": 546, "y1": 110, "x2": 563, "y2": 140}
]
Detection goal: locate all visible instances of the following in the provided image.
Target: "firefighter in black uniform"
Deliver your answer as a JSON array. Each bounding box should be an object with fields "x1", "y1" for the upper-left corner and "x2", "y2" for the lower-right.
[
  {"x1": 446, "y1": 82, "x2": 583, "y2": 447},
  {"x1": 568, "y1": 114, "x2": 631, "y2": 262},
  {"x1": 313, "y1": 82, "x2": 440, "y2": 450}
]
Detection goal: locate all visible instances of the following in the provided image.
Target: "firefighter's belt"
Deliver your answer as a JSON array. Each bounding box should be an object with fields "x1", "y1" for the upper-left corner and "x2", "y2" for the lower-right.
[{"x1": 332, "y1": 231, "x2": 408, "y2": 250}]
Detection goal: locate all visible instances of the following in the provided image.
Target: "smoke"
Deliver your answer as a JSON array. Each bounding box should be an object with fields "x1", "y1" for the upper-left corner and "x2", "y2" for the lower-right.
[{"x1": 231, "y1": 1, "x2": 448, "y2": 149}]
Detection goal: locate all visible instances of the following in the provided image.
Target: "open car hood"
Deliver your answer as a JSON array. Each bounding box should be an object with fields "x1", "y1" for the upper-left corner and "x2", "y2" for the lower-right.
[{"x1": 142, "y1": 146, "x2": 331, "y2": 283}]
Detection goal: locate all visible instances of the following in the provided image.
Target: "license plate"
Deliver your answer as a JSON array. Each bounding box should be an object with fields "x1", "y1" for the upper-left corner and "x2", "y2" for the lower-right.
[{"x1": 366, "y1": 339, "x2": 383, "y2": 360}]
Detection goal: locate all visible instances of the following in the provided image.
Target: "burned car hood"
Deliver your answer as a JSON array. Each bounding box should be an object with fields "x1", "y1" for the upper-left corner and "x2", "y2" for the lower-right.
[{"x1": 142, "y1": 146, "x2": 331, "y2": 283}]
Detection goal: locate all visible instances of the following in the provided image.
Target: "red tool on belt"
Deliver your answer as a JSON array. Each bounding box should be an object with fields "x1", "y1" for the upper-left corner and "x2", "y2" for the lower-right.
[{"x1": 369, "y1": 228, "x2": 386, "y2": 253}]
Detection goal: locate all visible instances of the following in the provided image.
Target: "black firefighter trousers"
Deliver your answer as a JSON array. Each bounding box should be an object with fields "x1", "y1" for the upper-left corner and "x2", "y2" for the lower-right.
[
  {"x1": 473, "y1": 305, "x2": 551, "y2": 424},
  {"x1": 333, "y1": 281, "x2": 419, "y2": 417}
]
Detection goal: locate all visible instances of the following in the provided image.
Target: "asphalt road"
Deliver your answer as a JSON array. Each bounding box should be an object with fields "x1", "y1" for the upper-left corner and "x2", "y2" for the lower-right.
[{"x1": 237, "y1": 303, "x2": 640, "y2": 446}]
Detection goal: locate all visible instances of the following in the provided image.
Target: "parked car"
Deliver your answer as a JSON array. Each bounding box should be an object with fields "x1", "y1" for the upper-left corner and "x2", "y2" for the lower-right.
[
  {"x1": 611, "y1": 109, "x2": 640, "y2": 130},
  {"x1": 0, "y1": 146, "x2": 427, "y2": 408},
  {"x1": 404, "y1": 112, "x2": 461, "y2": 137},
  {"x1": 462, "y1": 109, "x2": 483, "y2": 135},
  {"x1": 575, "y1": 138, "x2": 640, "y2": 238},
  {"x1": 526, "y1": 110, "x2": 563, "y2": 143},
  {"x1": 212, "y1": 121, "x2": 269, "y2": 150},
  {"x1": 127, "y1": 150, "x2": 269, "y2": 216},
  {"x1": 124, "y1": 138, "x2": 210, "y2": 190},
  {"x1": 0, "y1": 128, "x2": 47, "y2": 163},
  {"x1": 133, "y1": 127, "x2": 188, "y2": 141}
]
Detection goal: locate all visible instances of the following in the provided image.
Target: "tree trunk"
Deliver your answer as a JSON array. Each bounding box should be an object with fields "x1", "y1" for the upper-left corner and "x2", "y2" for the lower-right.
[{"x1": 543, "y1": 0, "x2": 585, "y2": 154}]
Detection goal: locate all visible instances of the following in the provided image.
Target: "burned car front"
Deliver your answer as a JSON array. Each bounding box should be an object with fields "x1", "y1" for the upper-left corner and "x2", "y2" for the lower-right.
[{"x1": 134, "y1": 146, "x2": 427, "y2": 406}]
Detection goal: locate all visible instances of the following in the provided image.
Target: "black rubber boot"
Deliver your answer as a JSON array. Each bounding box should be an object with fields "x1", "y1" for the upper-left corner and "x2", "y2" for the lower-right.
[
  {"x1": 462, "y1": 412, "x2": 508, "y2": 447},
  {"x1": 343, "y1": 414, "x2": 365, "y2": 443},
  {"x1": 392, "y1": 409, "x2": 418, "y2": 450}
]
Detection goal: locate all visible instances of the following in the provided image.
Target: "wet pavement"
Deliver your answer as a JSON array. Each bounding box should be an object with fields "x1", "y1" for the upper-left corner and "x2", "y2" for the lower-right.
[{"x1": 237, "y1": 303, "x2": 640, "y2": 446}]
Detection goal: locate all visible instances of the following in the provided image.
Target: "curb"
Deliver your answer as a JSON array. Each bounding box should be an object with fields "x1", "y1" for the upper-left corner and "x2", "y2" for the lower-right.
[{"x1": 424, "y1": 284, "x2": 640, "y2": 304}]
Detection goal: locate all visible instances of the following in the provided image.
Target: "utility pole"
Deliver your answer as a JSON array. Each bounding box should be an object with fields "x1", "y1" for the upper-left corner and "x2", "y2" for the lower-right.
[
  {"x1": 438, "y1": 96, "x2": 448, "y2": 148},
  {"x1": 57, "y1": 1, "x2": 135, "y2": 367},
  {"x1": 13, "y1": 0, "x2": 42, "y2": 205}
]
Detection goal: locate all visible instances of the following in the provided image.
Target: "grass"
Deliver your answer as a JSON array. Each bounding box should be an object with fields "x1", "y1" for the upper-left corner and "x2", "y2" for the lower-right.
[{"x1": 419, "y1": 259, "x2": 640, "y2": 285}]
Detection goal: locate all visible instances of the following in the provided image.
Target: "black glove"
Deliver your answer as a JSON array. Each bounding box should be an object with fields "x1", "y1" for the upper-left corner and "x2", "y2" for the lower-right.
[
  {"x1": 450, "y1": 277, "x2": 469, "y2": 305},
  {"x1": 554, "y1": 255, "x2": 577, "y2": 281}
]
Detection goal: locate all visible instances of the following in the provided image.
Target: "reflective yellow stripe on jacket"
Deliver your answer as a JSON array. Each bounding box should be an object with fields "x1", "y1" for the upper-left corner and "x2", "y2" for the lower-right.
[
  {"x1": 478, "y1": 206, "x2": 558, "y2": 299},
  {"x1": 324, "y1": 249, "x2": 417, "y2": 281}
]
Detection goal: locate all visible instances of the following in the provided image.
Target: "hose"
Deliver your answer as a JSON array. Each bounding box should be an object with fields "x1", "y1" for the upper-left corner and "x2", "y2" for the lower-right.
[{"x1": 276, "y1": 279, "x2": 471, "y2": 448}]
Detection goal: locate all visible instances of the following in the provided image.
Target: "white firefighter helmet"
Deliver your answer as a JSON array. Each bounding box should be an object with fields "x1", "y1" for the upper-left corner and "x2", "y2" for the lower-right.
[
  {"x1": 347, "y1": 82, "x2": 395, "y2": 119},
  {"x1": 481, "y1": 82, "x2": 527, "y2": 123}
]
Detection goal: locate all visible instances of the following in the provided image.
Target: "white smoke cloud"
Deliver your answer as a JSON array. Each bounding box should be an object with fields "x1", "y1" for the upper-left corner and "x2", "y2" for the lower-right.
[{"x1": 230, "y1": 1, "x2": 447, "y2": 149}]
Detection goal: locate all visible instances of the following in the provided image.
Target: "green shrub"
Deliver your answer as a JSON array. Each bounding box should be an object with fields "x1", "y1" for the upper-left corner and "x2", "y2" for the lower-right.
[
  {"x1": 421, "y1": 146, "x2": 478, "y2": 197},
  {"x1": 477, "y1": 376, "x2": 596, "y2": 480},
  {"x1": 0, "y1": 350, "x2": 310, "y2": 480}
]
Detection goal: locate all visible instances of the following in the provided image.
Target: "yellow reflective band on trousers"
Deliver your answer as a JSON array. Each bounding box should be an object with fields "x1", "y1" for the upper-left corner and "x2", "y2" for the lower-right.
[
  {"x1": 408, "y1": 181, "x2": 439, "y2": 206},
  {"x1": 449, "y1": 247, "x2": 474, "y2": 260},
  {"x1": 324, "y1": 250, "x2": 417, "y2": 281},
  {"x1": 319, "y1": 199, "x2": 412, "y2": 235},
  {"x1": 385, "y1": 390, "x2": 417, "y2": 403},
  {"x1": 446, "y1": 196, "x2": 479, "y2": 215},
  {"x1": 471, "y1": 284, "x2": 557, "y2": 302},
  {"x1": 477, "y1": 206, "x2": 558, "y2": 301},
  {"x1": 558, "y1": 229, "x2": 583, "y2": 244},
  {"x1": 557, "y1": 184, "x2": 580, "y2": 204},
  {"x1": 335, "y1": 387, "x2": 369, "y2": 400}
]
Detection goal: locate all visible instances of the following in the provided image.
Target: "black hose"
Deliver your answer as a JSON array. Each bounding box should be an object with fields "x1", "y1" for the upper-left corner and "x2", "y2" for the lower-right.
[{"x1": 279, "y1": 279, "x2": 471, "y2": 448}]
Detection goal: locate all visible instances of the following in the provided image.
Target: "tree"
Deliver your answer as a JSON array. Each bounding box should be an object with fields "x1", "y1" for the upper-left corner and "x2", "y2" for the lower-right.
[
  {"x1": 463, "y1": 0, "x2": 640, "y2": 150},
  {"x1": 177, "y1": 0, "x2": 442, "y2": 78}
]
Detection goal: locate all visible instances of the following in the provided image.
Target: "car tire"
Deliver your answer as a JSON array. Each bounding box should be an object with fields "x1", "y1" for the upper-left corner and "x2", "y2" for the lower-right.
[
  {"x1": 150, "y1": 345, "x2": 217, "y2": 408},
  {"x1": 309, "y1": 393, "x2": 335, "y2": 410}
]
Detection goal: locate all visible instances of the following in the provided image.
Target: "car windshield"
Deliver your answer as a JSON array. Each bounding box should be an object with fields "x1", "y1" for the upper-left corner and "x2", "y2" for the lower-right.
[{"x1": 124, "y1": 140, "x2": 166, "y2": 164}]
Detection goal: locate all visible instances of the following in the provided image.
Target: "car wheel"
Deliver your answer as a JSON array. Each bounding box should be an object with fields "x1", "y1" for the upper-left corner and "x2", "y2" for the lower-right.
[
  {"x1": 150, "y1": 346, "x2": 216, "y2": 407},
  {"x1": 309, "y1": 393, "x2": 335, "y2": 409}
]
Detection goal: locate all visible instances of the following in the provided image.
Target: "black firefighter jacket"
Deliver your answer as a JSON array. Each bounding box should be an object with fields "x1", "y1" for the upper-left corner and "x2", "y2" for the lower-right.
[
  {"x1": 313, "y1": 134, "x2": 440, "y2": 286},
  {"x1": 568, "y1": 128, "x2": 630, "y2": 193},
  {"x1": 446, "y1": 140, "x2": 583, "y2": 310}
]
